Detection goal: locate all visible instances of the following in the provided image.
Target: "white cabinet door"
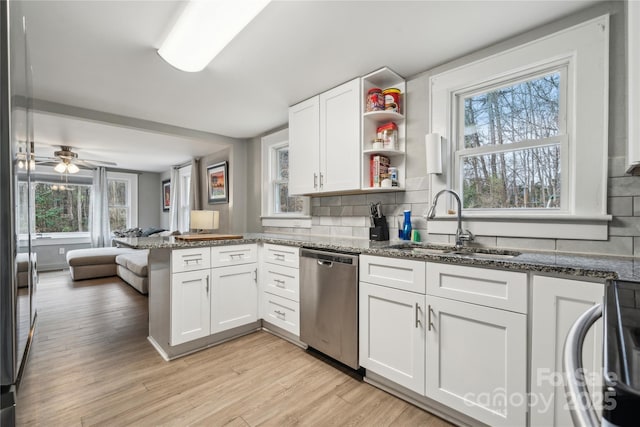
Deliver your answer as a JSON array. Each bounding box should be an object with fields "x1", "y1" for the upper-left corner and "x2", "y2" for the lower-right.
[
  {"x1": 425, "y1": 295, "x2": 527, "y2": 427},
  {"x1": 210, "y1": 264, "x2": 258, "y2": 334},
  {"x1": 319, "y1": 78, "x2": 361, "y2": 193},
  {"x1": 530, "y1": 276, "x2": 604, "y2": 427},
  {"x1": 288, "y1": 95, "x2": 319, "y2": 195},
  {"x1": 171, "y1": 270, "x2": 210, "y2": 346},
  {"x1": 359, "y1": 281, "x2": 426, "y2": 394}
]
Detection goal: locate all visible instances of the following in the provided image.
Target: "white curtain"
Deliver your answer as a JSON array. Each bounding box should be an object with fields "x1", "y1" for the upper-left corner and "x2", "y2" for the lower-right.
[
  {"x1": 91, "y1": 167, "x2": 110, "y2": 247},
  {"x1": 189, "y1": 157, "x2": 201, "y2": 211},
  {"x1": 169, "y1": 167, "x2": 180, "y2": 232}
]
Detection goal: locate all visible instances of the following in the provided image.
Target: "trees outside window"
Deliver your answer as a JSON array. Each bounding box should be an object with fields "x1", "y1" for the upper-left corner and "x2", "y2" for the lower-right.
[
  {"x1": 24, "y1": 182, "x2": 91, "y2": 233},
  {"x1": 458, "y1": 70, "x2": 564, "y2": 210}
]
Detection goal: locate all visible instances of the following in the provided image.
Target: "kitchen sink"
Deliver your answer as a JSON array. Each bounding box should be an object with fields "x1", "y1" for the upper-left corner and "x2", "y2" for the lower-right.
[{"x1": 387, "y1": 244, "x2": 520, "y2": 259}]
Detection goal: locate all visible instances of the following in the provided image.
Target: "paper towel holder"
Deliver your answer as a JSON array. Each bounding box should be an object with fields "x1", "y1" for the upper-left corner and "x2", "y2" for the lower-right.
[{"x1": 425, "y1": 132, "x2": 443, "y2": 174}]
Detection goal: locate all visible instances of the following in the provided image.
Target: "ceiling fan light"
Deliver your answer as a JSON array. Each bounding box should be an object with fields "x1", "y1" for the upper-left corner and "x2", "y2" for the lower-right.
[
  {"x1": 67, "y1": 163, "x2": 80, "y2": 174},
  {"x1": 54, "y1": 162, "x2": 67, "y2": 173},
  {"x1": 157, "y1": 0, "x2": 271, "y2": 72}
]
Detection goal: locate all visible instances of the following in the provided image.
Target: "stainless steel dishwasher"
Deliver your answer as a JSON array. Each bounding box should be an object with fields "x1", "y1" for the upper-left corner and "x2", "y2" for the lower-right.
[{"x1": 300, "y1": 248, "x2": 359, "y2": 369}]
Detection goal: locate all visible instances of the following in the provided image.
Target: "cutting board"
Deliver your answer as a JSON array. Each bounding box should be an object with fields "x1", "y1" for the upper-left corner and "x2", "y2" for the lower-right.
[{"x1": 175, "y1": 234, "x2": 243, "y2": 241}]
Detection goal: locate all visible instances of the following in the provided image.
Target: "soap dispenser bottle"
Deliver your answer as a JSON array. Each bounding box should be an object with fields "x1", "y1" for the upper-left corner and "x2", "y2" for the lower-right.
[{"x1": 402, "y1": 210, "x2": 412, "y2": 240}]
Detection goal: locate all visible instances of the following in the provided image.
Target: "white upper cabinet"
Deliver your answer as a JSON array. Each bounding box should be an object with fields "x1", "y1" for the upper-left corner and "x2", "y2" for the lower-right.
[
  {"x1": 289, "y1": 78, "x2": 361, "y2": 195},
  {"x1": 319, "y1": 78, "x2": 361, "y2": 193},
  {"x1": 289, "y1": 95, "x2": 320, "y2": 195}
]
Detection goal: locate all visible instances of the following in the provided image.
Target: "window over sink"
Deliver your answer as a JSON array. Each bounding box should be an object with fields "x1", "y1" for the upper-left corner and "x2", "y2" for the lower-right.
[{"x1": 429, "y1": 15, "x2": 610, "y2": 240}]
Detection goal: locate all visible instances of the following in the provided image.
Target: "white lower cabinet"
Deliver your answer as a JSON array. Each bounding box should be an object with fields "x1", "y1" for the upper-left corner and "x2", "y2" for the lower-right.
[
  {"x1": 170, "y1": 269, "x2": 211, "y2": 346},
  {"x1": 529, "y1": 275, "x2": 604, "y2": 427},
  {"x1": 260, "y1": 244, "x2": 301, "y2": 337},
  {"x1": 210, "y1": 264, "x2": 258, "y2": 334},
  {"x1": 263, "y1": 292, "x2": 300, "y2": 336},
  {"x1": 359, "y1": 281, "x2": 426, "y2": 394},
  {"x1": 425, "y1": 295, "x2": 528, "y2": 427},
  {"x1": 169, "y1": 244, "x2": 258, "y2": 346}
]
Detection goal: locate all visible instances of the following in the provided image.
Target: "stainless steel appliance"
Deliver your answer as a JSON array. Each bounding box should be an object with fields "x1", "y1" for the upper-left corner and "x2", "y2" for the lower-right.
[
  {"x1": 1, "y1": 1, "x2": 37, "y2": 425},
  {"x1": 300, "y1": 248, "x2": 359, "y2": 370},
  {"x1": 564, "y1": 280, "x2": 640, "y2": 427}
]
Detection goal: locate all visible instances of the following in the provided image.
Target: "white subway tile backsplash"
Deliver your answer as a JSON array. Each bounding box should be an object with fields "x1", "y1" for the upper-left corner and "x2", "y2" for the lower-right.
[
  {"x1": 609, "y1": 197, "x2": 633, "y2": 216},
  {"x1": 341, "y1": 194, "x2": 367, "y2": 205},
  {"x1": 319, "y1": 216, "x2": 341, "y2": 226},
  {"x1": 497, "y1": 237, "x2": 556, "y2": 251},
  {"x1": 366, "y1": 193, "x2": 397, "y2": 205},
  {"x1": 341, "y1": 216, "x2": 367, "y2": 227},
  {"x1": 405, "y1": 176, "x2": 430, "y2": 191},
  {"x1": 397, "y1": 190, "x2": 429, "y2": 204},
  {"x1": 319, "y1": 196, "x2": 342, "y2": 206},
  {"x1": 556, "y1": 236, "x2": 633, "y2": 256}
]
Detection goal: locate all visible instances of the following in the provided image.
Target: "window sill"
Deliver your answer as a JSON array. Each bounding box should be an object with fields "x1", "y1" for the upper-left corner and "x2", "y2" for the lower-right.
[
  {"x1": 261, "y1": 216, "x2": 312, "y2": 228},
  {"x1": 426, "y1": 215, "x2": 611, "y2": 240},
  {"x1": 22, "y1": 233, "x2": 92, "y2": 246}
]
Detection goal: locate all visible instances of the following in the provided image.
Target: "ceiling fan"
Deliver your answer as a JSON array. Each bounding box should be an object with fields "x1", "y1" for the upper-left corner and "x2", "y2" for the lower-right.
[{"x1": 35, "y1": 145, "x2": 117, "y2": 173}]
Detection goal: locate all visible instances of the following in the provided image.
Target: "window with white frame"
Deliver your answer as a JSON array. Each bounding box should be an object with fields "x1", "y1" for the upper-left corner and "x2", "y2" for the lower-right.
[
  {"x1": 178, "y1": 165, "x2": 192, "y2": 232},
  {"x1": 429, "y1": 15, "x2": 610, "y2": 240},
  {"x1": 261, "y1": 129, "x2": 310, "y2": 226},
  {"x1": 457, "y1": 68, "x2": 565, "y2": 211},
  {"x1": 107, "y1": 171, "x2": 138, "y2": 232}
]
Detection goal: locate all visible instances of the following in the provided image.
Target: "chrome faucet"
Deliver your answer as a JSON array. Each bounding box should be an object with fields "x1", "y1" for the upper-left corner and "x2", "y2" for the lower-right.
[{"x1": 426, "y1": 189, "x2": 474, "y2": 249}]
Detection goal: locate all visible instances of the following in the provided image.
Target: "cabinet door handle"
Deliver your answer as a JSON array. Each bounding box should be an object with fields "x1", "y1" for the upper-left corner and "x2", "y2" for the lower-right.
[
  {"x1": 415, "y1": 303, "x2": 422, "y2": 328},
  {"x1": 319, "y1": 173, "x2": 324, "y2": 189},
  {"x1": 428, "y1": 304, "x2": 433, "y2": 331},
  {"x1": 253, "y1": 269, "x2": 257, "y2": 281},
  {"x1": 206, "y1": 275, "x2": 209, "y2": 294},
  {"x1": 314, "y1": 173, "x2": 318, "y2": 189}
]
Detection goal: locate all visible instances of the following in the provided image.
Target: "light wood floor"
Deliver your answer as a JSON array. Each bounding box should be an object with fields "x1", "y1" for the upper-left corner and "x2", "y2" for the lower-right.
[{"x1": 16, "y1": 270, "x2": 453, "y2": 426}]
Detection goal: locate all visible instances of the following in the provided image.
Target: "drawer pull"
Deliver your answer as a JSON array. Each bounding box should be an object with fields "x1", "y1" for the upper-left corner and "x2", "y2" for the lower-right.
[
  {"x1": 274, "y1": 253, "x2": 286, "y2": 260},
  {"x1": 229, "y1": 253, "x2": 245, "y2": 260},
  {"x1": 274, "y1": 310, "x2": 286, "y2": 319},
  {"x1": 274, "y1": 279, "x2": 286, "y2": 288},
  {"x1": 184, "y1": 258, "x2": 202, "y2": 265},
  {"x1": 415, "y1": 303, "x2": 422, "y2": 328}
]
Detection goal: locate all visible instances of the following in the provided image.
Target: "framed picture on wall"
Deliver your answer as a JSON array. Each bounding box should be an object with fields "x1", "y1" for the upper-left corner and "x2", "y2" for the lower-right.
[
  {"x1": 207, "y1": 161, "x2": 228, "y2": 204},
  {"x1": 162, "y1": 179, "x2": 171, "y2": 212}
]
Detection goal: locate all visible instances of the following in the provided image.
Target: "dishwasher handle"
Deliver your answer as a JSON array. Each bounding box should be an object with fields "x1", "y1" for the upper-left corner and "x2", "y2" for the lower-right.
[{"x1": 300, "y1": 248, "x2": 358, "y2": 266}]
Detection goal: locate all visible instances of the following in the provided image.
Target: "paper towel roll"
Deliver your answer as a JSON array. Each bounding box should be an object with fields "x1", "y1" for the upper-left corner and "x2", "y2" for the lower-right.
[{"x1": 425, "y1": 133, "x2": 442, "y2": 174}]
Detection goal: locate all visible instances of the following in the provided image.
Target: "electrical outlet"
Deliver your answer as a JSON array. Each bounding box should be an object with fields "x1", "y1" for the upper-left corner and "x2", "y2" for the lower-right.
[{"x1": 58, "y1": 248, "x2": 65, "y2": 255}]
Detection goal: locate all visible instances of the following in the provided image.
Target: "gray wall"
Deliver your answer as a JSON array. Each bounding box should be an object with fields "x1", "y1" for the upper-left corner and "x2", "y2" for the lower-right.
[
  {"x1": 250, "y1": 1, "x2": 637, "y2": 257},
  {"x1": 138, "y1": 171, "x2": 161, "y2": 228},
  {"x1": 160, "y1": 140, "x2": 249, "y2": 234}
]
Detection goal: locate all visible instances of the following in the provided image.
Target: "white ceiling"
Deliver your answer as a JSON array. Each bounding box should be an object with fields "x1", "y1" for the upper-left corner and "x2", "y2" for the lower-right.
[{"x1": 21, "y1": 0, "x2": 599, "y2": 173}]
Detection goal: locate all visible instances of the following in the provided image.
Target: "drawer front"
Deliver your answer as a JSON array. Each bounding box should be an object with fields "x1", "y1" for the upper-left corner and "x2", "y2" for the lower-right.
[
  {"x1": 263, "y1": 292, "x2": 299, "y2": 336},
  {"x1": 426, "y1": 262, "x2": 527, "y2": 313},
  {"x1": 263, "y1": 243, "x2": 299, "y2": 268},
  {"x1": 211, "y1": 244, "x2": 257, "y2": 267},
  {"x1": 359, "y1": 255, "x2": 426, "y2": 294},
  {"x1": 171, "y1": 247, "x2": 211, "y2": 273},
  {"x1": 263, "y1": 264, "x2": 299, "y2": 302}
]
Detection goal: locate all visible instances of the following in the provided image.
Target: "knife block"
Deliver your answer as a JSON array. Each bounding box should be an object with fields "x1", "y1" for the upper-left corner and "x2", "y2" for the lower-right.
[{"x1": 369, "y1": 216, "x2": 390, "y2": 241}]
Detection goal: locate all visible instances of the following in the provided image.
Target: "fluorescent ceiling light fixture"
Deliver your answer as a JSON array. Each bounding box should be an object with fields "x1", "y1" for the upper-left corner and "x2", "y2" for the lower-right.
[{"x1": 158, "y1": 0, "x2": 271, "y2": 72}]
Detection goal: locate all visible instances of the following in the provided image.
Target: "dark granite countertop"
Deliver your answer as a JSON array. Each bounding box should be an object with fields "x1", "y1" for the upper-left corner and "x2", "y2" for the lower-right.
[{"x1": 113, "y1": 233, "x2": 640, "y2": 282}]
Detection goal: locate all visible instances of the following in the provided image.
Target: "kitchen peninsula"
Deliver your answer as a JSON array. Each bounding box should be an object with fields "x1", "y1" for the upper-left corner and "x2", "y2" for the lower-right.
[{"x1": 114, "y1": 233, "x2": 636, "y2": 426}]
